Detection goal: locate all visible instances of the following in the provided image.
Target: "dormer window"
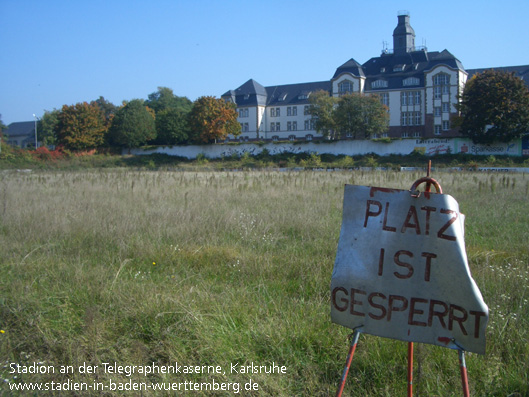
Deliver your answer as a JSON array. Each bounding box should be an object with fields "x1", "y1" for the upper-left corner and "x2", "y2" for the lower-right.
[
  {"x1": 393, "y1": 64, "x2": 406, "y2": 72},
  {"x1": 338, "y1": 80, "x2": 353, "y2": 95},
  {"x1": 403, "y1": 77, "x2": 420, "y2": 86},
  {"x1": 278, "y1": 93, "x2": 287, "y2": 102},
  {"x1": 298, "y1": 91, "x2": 311, "y2": 100},
  {"x1": 380, "y1": 67, "x2": 386, "y2": 73},
  {"x1": 371, "y1": 80, "x2": 388, "y2": 89}
]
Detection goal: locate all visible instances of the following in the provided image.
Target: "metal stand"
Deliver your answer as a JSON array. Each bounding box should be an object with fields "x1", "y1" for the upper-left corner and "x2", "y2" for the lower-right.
[
  {"x1": 335, "y1": 330, "x2": 360, "y2": 397},
  {"x1": 335, "y1": 161, "x2": 471, "y2": 396}
]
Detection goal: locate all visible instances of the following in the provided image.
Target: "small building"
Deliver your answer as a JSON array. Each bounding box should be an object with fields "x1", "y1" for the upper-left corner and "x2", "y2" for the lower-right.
[
  {"x1": 3, "y1": 121, "x2": 36, "y2": 148},
  {"x1": 222, "y1": 13, "x2": 528, "y2": 141}
]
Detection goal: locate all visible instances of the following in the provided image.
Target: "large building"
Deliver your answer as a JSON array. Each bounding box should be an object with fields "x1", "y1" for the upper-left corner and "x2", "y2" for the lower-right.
[{"x1": 222, "y1": 13, "x2": 529, "y2": 142}]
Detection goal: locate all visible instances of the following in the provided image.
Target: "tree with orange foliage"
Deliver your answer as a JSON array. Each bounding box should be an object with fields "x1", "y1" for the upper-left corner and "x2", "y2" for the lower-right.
[
  {"x1": 56, "y1": 102, "x2": 107, "y2": 151},
  {"x1": 187, "y1": 96, "x2": 240, "y2": 144}
]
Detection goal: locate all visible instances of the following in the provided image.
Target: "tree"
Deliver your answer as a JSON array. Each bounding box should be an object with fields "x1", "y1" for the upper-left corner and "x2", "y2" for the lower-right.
[
  {"x1": 154, "y1": 108, "x2": 189, "y2": 145},
  {"x1": 56, "y1": 102, "x2": 107, "y2": 151},
  {"x1": 109, "y1": 99, "x2": 156, "y2": 148},
  {"x1": 456, "y1": 69, "x2": 529, "y2": 144},
  {"x1": 38, "y1": 109, "x2": 60, "y2": 146},
  {"x1": 335, "y1": 94, "x2": 389, "y2": 139},
  {"x1": 144, "y1": 87, "x2": 193, "y2": 114},
  {"x1": 187, "y1": 96, "x2": 240, "y2": 143},
  {"x1": 91, "y1": 96, "x2": 117, "y2": 129},
  {"x1": 307, "y1": 90, "x2": 338, "y2": 139}
]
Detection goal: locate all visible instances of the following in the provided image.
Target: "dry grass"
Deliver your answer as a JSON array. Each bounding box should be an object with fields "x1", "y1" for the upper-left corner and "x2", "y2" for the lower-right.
[{"x1": 0, "y1": 169, "x2": 527, "y2": 395}]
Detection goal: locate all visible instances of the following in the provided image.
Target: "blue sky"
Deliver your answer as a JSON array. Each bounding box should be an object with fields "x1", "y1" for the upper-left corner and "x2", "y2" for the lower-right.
[{"x1": 1, "y1": 0, "x2": 528, "y2": 125}]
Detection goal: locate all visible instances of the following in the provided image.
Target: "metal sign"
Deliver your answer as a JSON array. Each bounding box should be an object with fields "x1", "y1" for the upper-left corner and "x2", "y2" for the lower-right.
[{"x1": 331, "y1": 185, "x2": 488, "y2": 354}]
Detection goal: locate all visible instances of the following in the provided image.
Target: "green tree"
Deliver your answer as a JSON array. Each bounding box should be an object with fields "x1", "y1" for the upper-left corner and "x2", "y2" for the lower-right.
[
  {"x1": 456, "y1": 69, "x2": 529, "y2": 144},
  {"x1": 37, "y1": 109, "x2": 60, "y2": 146},
  {"x1": 154, "y1": 108, "x2": 189, "y2": 145},
  {"x1": 334, "y1": 94, "x2": 389, "y2": 139},
  {"x1": 109, "y1": 99, "x2": 156, "y2": 148},
  {"x1": 144, "y1": 87, "x2": 193, "y2": 114},
  {"x1": 187, "y1": 96, "x2": 240, "y2": 144},
  {"x1": 91, "y1": 96, "x2": 117, "y2": 129},
  {"x1": 56, "y1": 102, "x2": 107, "y2": 150},
  {"x1": 307, "y1": 90, "x2": 338, "y2": 139}
]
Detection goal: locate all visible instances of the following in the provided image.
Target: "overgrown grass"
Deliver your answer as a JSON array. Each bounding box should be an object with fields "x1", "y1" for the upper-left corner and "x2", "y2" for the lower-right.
[{"x1": 0, "y1": 170, "x2": 527, "y2": 395}]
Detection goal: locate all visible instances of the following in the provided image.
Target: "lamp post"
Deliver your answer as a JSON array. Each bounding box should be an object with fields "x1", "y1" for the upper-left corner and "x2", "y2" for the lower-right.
[{"x1": 32, "y1": 114, "x2": 38, "y2": 149}]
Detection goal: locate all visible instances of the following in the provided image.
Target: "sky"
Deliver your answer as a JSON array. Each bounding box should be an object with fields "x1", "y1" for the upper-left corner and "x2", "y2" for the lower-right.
[{"x1": 1, "y1": 0, "x2": 528, "y2": 125}]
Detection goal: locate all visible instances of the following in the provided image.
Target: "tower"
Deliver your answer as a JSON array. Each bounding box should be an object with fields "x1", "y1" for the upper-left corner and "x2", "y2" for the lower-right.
[{"x1": 393, "y1": 12, "x2": 415, "y2": 55}]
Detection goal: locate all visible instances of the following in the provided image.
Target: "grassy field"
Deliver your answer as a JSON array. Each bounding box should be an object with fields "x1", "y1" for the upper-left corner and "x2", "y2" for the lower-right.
[{"x1": 0, "y1": 169, "x2": 528, "y2": 395}]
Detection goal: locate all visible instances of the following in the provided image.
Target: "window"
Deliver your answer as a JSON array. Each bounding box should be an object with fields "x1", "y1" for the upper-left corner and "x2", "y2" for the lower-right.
[
  {"x1": 442, "y1": 102, "x2": 450, "y2": 113},
  {"x1": 403, "y1": 77, "x2": 420, "y2": 86},
  {"x1": 287, "y1": 107, "x2": 292, "y2": 116},
  {"x1": 238, "y1": 108, "x2": 249, "y2": 118},
  {"x1": 379, "y1": 93, "x2": 389, "y2": 107},
  {"x1": 413, "y1": 131, "x2": 421, "y2": 138},
  {"x1": 276, "y1": 108, "x2": 280, "y2": 117},
  {"x1": 292, "y1": 106, "x2": 297, "y2": 116},
  {"x1": 288, "y1": 135, "x2": 296, "y2": 141},
  {"x1": 306, "y1": 134, "x2": 313, "y2": 141},
  {"x1": 402, "y1": 132, "x2": 409, "y2": 138},
  {"x1": 402, "y1": 91, "x2": 421, "y2": 106},
  {"x1": 271, "y1": 122, "x2": 280, "y2": 132},
  {"x1": 434, "y1": 125, "x2": 441, "y2": 135},
  {"x1": 371, "y1": 80, "x2": 388, "y2": 89},
  {"x1": 272, "y1": 135, "x2": 279, "y2": 142},
  {"x1": 394, "y1": 64, "x2": 406, "y2": 72},
  {"x1": 276, "y1": 122, "x2": 281, "y2": 131},
  {"x1": 434, "y1": 107, "x2": 441, "y2": 117},
  {"x1": 433, "y1": 73, "x2": 450, "y2": 99},
  {"x1": 304, "y1": 105, "x2": 310, "y2": 115},
  {"x1": 292, "y1": 121, "x2": 297, "y2": 131},
  {"x1": 401, "y1": 112, "x2": 422, "y2": 126},
  {"x1": 270, "y1": 108, "x2": 275, "y2": 117},
  {"x1": 433, "y1": 74, "x2": 450, "y2": 85},
  {"x1": 339, "y1": 80, "x2": 353, "y2": 95},
  {"x1": 240, "y1": 123, "x2": 249, "y2": 132},
  {"x1": 287, "y1": 121, "x2": 292, "y2": 131},
  {"x1": 442, "y1": 120, "x2": 450, "y2": 131}
]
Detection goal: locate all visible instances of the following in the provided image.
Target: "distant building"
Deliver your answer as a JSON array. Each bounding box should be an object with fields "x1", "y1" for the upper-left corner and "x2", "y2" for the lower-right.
[
  {"x1": 223, "y1": 13, "x2": 529, "y2": 142},
  {"x1": 3, "y1": 121, "x2": 36, "y2": 148}
]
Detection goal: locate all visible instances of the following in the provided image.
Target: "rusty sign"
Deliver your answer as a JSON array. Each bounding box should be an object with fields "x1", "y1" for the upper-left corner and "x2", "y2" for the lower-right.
[{"x1": 331, "y1": 185, "x2": 488, "y2": 354}]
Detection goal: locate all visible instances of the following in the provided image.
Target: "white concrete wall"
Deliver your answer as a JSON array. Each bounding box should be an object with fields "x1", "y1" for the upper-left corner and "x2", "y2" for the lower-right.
[{"x1": 129, "y1": 138, "x2": 523, "y2": 159}]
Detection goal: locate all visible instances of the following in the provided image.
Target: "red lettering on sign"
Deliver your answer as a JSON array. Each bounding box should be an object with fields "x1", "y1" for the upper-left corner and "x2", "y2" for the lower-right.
[
  {"x1": 331, "y1": 286, "x2": 486, "y2": 339},
  {"x1": 364, "y1": 200, "x2": 382, "y2": 227},
  {"x1": 383, "y1": 203, "x2": 397, "y2": 232},
  {"x1": 368, "y1": 292, "x2": 387, "y2": 320},
  {"x1": 470, "y1": 311, "x2": 487, "y2": 338},
  {"x1": 449, "y1": 304, "x2": 468, "y2": 335},
  {"x1": 350, "y1": 288, "x2": 366, "y2": 317},
  {"x1": 332, "y1": 287, "x2": 348, "y2": 312},
  {"x1": 387, "y1": 295, "x2": 408, "y2": 320},
  {"x1": 401, "y1": 206, "x2": 421, "y2": 234},
  {"x1": 408, "y1": 297, "x2": 428, "y2": 326},
  {"x1": 437, "y1": 209, "x2": 458, "y2": 241},
  {"x1": 393, "y1": 250, "x2": 414, "y2": 279},
  {"x1": 428, "y1": 299, "x2": 448, "y2": 329},
  {"x1": 421, "y1": 252, "x2": 437, "y2": 282},
  {"x1": 421, "y1": 206, "x2": 436, "y2": 235}
]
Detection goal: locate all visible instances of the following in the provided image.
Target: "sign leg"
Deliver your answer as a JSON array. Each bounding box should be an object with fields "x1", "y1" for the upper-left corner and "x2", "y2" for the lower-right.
[
  {"x1": 458, "y1": 349, "x2": 470, "y2": 397},
  {"x1": 335, "y1": 330, "x2": 361, "y2": 397},
  {"x1": 407, "y1": 342, "x2": 414, "y2": 397}
]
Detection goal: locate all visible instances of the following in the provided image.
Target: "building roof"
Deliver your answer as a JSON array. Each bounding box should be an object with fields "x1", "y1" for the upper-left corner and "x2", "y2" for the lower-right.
[
  {"x1": 466, "y1": 65, "x2": 529, "y2": 88},
  {"x1": 4, "y1": 121, "x2": 35, "y2": 137},
  {"x1": 265, "y1": 80, "x2": 331, "y2": 106}
]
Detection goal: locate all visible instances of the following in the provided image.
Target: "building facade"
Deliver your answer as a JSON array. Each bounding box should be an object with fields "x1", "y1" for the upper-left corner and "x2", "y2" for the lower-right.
[{"x1": 222, "y1": 13, "x2": 528, "y2": 142}]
